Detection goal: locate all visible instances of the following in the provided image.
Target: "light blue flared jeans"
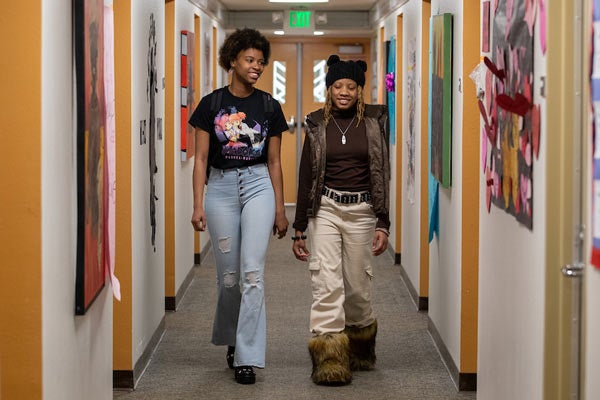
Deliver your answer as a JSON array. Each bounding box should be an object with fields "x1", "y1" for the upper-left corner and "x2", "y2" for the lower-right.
[{"x1": 204, "y1": 163, "x2": 274, "y2": 368}]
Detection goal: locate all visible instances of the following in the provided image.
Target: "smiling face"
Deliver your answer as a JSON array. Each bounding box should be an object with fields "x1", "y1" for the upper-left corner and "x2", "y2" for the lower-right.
[
  {"x1": 330, "y1": 78, "x2": 359, "y2": 111},
  {"x1": 230, "y1": 48, "x2": 266, "y2": 86}
]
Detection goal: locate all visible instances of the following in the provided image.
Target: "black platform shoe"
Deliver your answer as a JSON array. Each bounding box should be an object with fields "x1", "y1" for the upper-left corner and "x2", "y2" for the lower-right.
[
  {"x1": 226, "y1": 346, "x2": 235, "y2": 370},
  {"x1": 234, "y1": 366, "x2": 256, "y2": 384}
]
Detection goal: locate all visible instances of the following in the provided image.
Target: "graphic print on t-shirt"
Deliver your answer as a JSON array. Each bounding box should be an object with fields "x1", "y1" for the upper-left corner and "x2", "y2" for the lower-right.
[{"x1": 213, "y1": 106, "x2": 268, "y2": 161}]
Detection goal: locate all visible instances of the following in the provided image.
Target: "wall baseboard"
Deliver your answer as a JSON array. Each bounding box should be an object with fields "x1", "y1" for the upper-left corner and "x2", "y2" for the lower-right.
[
  {"x1": 397, "y1": 263, "x2": 428, "y2": 311},
  {"x1": 113, "y1": 316, "x2": 166, "y2": 389},
  {"x1": 112, "y1": 370, "x2": 133, "y2": 390},
  {"x1": 165, "y1": 263, "x2": 197, "y2": 312},
  {"x1": 166, "y1": 241, "x2": 212, "y2": 311},
  {"x1": 427, "y1": 317, "x2": 477, "y2": 392},
  {"x1": 200, "y1": 240, "x2": 211, "y2": 262}
]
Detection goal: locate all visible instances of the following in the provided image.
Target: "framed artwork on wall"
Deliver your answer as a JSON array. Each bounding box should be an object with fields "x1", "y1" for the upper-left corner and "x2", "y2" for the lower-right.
[
  {"x1": 484, "y1": 0, "x2": 536, "y2": 229},
  {"x1": 429, "y1": 13, "x2": 453, "y2": 188},
  {"x1": 386, "y1": 36, "x2": 396, "y2": 145},
  {"x1": 181, "y1": 30, "x2": 195, "y2": 161},
  {"x1": 74, "y1": 0, "x2": 106, "y2": 315}
]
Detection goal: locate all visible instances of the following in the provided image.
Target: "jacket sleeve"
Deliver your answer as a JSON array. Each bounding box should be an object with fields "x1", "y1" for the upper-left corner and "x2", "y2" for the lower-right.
[
  {"x1": 292, "y1": 134, "x2": 313, "y2": 232},
  {"x1": 377, "y1": 105, "x2": 391, "y2": 231}
]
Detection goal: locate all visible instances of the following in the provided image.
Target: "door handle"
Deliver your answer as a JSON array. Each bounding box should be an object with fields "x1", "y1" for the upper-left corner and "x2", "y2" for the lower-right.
[
  {"x1": 287, "y1": 115, "x2": 296, "y2": 133},
  {"x1": 561, "y1": 262, "x2": 585, "y2": 278}
]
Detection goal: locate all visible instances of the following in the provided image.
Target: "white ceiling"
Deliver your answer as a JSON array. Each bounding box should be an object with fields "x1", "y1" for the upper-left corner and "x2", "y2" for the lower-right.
[{"x1": 219, "y1": 0, "x2": 377, "y2": 12}]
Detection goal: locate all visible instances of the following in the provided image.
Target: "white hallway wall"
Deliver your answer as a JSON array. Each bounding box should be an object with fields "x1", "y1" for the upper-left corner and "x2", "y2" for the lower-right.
[
  {"x1": 382, "y1": 0, "x2": 467, "y2": 377},
  {"x1": 382, "y1": 0, "x2": 548, "y2": 398},
  {"x1": 477, "y1": 0, "x2": 546, "y2": 398},
  {"x1": 42, "y1": 0, "x2": 113, "y2": 399},
  {"x1": 585, "y1": 0, "x2": 600, "y2": 390},
  {"x1": 400, "y1": 0, "x2": 425, "y2": 310},
  {"x1": 428, "y1": 0, "x2": 465, "y2": 373},
  {"x1": 41, "y1": 0, "x2": 226, "y2": 396},
  {"x1": 173, "y1": 2, "x2": 223, "y2": 292},
  {"x1": 131, "y1": 0, "x2": 166, "y2": 365},
  {"x1": 128, "y1": 0, "x2": 224, "y2": 372},
  {"x1": 585, "y1": 247, "x2": 600, "y2": 396},
  {"x1": 174, "y1": 0, "x2": 197, "y2": 295}
]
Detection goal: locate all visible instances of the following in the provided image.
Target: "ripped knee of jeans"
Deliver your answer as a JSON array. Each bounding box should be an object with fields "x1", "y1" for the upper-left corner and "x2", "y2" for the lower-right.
[
  {"x1": 244, "y1": 270, "x2": 260, "y2": 287},
  {"x1": 222, "y1": 271, "x2": 238, "y2": 288},
  {"x1": 218, "y1": 236, "x2": 232, "y2": 253}
]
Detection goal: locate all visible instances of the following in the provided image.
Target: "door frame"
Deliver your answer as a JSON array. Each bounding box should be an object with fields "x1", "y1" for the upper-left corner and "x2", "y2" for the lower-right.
[{"x1": 545, "y1": 1, "x2": 586, "y2": 399}]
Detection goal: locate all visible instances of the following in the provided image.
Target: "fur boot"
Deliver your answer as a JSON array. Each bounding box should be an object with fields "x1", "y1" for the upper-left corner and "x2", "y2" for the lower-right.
[
  {"x1": 308, "y1": 333, "x2": 352, "y2": 385},
  {"x1": 344, "y1": 320, "x2": 377, "y2": 371}
]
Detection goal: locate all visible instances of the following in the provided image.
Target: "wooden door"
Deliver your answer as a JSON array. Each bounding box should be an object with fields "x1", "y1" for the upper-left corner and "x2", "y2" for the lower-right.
[
  {"x1": 256, "y1": 38, "x2": 371, "y2": 204},
  {"x1": 545, "y1": 1, "x2": 587, "y2": 398},
  {"x1": 301, "y1": 40, "x2": 372, "y2": 120},
  {"x1": 255, "y1": 43, "x2": 297, "y2": 203}
]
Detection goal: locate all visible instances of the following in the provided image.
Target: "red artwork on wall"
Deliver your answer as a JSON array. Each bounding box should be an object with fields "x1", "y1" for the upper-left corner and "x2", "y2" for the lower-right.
[
  {"x1": 181, "y1": 31, "x2": 195, "y2": 161},
  {"x1": 75, "y1": 0, "x2": 106, "y2": 314}
]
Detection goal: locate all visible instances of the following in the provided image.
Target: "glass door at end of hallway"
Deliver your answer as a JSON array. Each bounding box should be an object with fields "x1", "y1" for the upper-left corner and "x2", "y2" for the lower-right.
[{"x1": 255, "y1": 38, "x2": 371, "y2": 204}]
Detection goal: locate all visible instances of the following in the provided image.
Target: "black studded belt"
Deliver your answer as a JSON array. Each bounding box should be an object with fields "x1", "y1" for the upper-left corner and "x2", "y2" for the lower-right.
[{"x1": 322, "y1": 186, "x2": 372, "y2": 204}]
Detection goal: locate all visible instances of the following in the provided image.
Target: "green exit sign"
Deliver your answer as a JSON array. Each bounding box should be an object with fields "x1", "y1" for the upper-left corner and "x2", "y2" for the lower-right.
[{"x1": 289, "y1": 11, "x2": 311, "y2": 28}]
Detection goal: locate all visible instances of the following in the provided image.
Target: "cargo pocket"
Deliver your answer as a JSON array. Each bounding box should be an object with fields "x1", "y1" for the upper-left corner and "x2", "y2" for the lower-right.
[
  {"x1": 308, "y1": 257, "x2": 325, "y2": 297},
  {"x1": 308, "y1": 256, "x2": 321, "y2": 271}
]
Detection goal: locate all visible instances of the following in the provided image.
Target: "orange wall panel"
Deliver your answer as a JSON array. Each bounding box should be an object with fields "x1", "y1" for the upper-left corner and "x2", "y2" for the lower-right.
[
  {"x1": 113, "y1": 0, "x2": 133, "y2": 370},
  {"x1": 0, "y1": 3, "x2": 43, "y2": 398}
]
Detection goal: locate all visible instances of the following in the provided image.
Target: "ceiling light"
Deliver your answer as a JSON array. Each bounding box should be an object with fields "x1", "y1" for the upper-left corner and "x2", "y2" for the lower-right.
[
  {"x1": 269, "y1": 0, "x2": 328, "y2": 3},
  {"x1": 274, "y1": 30, "x2": 285, "y2": 35},
  {"x1": 313, "y1": 31, "x2": 324, "y2": 36}
]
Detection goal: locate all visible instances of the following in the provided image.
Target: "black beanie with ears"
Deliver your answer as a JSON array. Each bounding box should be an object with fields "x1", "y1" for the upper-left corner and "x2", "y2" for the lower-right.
[{"x1": 325, "y1": 54, "x2": 367, "y2": 88}]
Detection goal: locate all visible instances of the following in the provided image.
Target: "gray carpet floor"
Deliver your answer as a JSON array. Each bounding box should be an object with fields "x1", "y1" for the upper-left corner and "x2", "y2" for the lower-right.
[{"x1": 114, "y1": 208, "x2": 477, "y2": 400}]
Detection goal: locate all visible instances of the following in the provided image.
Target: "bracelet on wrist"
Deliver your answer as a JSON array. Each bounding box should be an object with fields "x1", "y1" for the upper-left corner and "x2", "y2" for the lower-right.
[{"x1": 291, "y1": 234, "x2": 307, "y2": 241}]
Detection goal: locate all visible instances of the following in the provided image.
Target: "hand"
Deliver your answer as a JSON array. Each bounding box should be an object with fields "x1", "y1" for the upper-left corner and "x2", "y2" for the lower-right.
[
  {"x1": 272, "y1": 211, "x2": 288, "y2": 239},
  {"x1": 292, "y1": 233, "x2": 310, "y2": 261},
  {"x1": 372, "y1": 230, "x2": 388, "y2": 256},
  {"x1": 191, "y1": 208, "x2": 206, "y2": 231}
]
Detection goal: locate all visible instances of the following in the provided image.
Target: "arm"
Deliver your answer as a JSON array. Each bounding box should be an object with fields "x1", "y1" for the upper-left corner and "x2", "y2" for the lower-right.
[
  {"x1": 372, "y1": 229, "x2": 388, "y2": 256},
  {"x1": 292, "y1": 134, "x2": 312, "y2": 232},
  {"x1": 372, "y1": 107, "x2": 390, "y2": 256},
  {"x1": 267, "y1": 134, "x2": 288, "y2": 238},
  {"x1": 292, "y1": 135, "x2": 312, "y2": 261},
  {"x1": 191, "y1": 128, "x2": 210, "y2": 231}
]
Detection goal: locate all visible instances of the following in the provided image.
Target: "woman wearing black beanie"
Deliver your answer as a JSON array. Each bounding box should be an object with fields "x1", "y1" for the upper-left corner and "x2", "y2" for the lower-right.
[{"x1": 292, "y1": 54, "x2": 390, "y2": 385}]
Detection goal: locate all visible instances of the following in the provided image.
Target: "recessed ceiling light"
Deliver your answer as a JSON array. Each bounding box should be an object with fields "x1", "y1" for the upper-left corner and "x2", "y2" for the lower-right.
[
  {"x1": 269, "y1": 0, "x2": 328, "y2": 3},
  {"x1": 313, "y1": 31, "x2": 324, "y2": 36},
  {"x1": 274, "y1": 30, "x2": 285, "y2": 35}
]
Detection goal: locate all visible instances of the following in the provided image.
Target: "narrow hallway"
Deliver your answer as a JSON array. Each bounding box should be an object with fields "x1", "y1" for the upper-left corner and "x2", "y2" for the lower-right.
[{"x1": 114, "y1": 208, "x2": 476, "y2": 400}]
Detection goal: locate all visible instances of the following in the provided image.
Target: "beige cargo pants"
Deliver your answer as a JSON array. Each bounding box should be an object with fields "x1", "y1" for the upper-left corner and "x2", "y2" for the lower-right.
[{"x1": 307, "y1": 194, "x2": 377, "y2": 334}]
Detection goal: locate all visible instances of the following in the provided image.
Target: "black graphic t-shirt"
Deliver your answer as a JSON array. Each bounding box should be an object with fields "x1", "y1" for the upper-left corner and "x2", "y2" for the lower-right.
[{"x1": 188, "y1": 87, "x2": 288, "y2": 170}]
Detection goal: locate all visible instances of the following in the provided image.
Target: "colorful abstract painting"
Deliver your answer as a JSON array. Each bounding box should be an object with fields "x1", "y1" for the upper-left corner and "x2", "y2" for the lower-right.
[
  {"x1": 387, "y1": 36, "x2": 396, "y2": 145},
  {"x1": 590, "y1": 0, "x2": 600, "y2": 268},
  {"x1": 429, "y1": 13, "x2": 453, "y2": 188},
  {"x1": 75, "y1": 0, "x2": 106, "y2": 314},
  {"x1": 483, "y1": 0, "x2": 536, "y2": 229}
]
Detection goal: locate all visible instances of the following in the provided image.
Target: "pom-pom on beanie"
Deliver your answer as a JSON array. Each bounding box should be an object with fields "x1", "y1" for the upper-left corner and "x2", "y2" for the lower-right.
[{"x1": 325, "y1": 54, "x2": 367, "y2": 88}]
